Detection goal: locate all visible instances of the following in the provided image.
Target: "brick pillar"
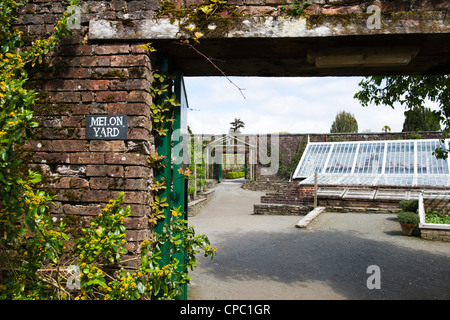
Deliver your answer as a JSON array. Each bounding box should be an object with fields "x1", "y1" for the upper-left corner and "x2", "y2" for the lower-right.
[{"x1": 27, "y1": 34, "x2": 154, "y2": 254}]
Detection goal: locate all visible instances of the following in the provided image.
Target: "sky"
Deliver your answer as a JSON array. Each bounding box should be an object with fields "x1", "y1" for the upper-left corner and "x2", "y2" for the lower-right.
[{"x1": 182, "y1": 76, "x2": 440, "y2": 135}]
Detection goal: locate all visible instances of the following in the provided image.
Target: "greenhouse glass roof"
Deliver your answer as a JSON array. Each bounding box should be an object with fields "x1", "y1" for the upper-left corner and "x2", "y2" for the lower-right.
[{"x1": 293, "y1": 139, "x2": 450, "y2": 187}]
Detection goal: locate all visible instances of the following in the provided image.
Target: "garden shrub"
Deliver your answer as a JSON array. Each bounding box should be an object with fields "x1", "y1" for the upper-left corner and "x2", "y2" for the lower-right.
[
  {"x1": 397, "y1": 211, "x2": 420, "y2": 226},
  {"x1": 398, "y1": 200, "x2": 418, "y2": 213},
  {"x1": 226, "y1": 171, "x2": 245, "y2": 179}
]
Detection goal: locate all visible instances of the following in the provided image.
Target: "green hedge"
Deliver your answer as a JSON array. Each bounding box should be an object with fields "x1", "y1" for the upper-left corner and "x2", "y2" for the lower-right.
[{"x1": 226, "y1": 171, "x2": 245, "y2": 179}]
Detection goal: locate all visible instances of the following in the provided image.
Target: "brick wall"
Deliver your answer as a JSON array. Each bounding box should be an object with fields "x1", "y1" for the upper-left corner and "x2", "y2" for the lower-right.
[
  {"x1": 28, "y1": 41, "x2": 154, "y2": 253},
  {"x1": 18, "y1": 1, "x2": 158, "y2": 254}
]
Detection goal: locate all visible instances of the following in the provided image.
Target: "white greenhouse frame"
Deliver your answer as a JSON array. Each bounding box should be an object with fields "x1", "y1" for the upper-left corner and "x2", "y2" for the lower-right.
[{"x1": 293, "y1": 139, "x2": 450, "y2": 187}]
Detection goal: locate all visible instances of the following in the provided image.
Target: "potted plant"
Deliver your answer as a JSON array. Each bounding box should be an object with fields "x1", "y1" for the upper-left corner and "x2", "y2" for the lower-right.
[{"x1": 397, "y1": 211, "x2": 420, "y2": 236}]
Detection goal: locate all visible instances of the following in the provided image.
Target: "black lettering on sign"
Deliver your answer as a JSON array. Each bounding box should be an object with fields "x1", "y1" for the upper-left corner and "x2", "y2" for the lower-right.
[{"x1": 86, "y1": 115, "x2": 128, "y2": 140}]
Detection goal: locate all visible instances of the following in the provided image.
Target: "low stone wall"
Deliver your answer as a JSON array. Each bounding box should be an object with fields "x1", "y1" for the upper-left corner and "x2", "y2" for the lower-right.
[
  {"x1": 188, "y1": 189, "x2": 215, "y2": 217},
  {"x1": 242, "y1": 180, "x2": 295, "y2": 193},
  {"x1": 420, "y1": 228, "x2": 450, "y2": 242},
  {"x1": 254, "y1": 203, "x2": 313, "y2": 216},
  {"x1": 320, "y1": 198, "x2": 403, "y2": 214}
]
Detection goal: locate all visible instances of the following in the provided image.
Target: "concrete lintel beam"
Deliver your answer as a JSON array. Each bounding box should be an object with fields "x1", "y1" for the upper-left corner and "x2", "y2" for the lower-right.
[{"x1": 89, "y1": 15, "x2": 450, "y2": 41}]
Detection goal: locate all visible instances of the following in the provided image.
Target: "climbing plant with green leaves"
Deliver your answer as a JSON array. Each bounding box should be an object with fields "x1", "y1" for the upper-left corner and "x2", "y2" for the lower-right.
[
  {"x1": 0, "y1": 2, "x2": 215, "y2": 300},
  {"x1": 142, "y1": 42, "x2": 217, "y2": 299},
  {"x1": 0, "y1": 0, "x2": 79, "y2": 300},
  {"x1": 157, "y1": 0, "x2": 241, "y2": 40}
]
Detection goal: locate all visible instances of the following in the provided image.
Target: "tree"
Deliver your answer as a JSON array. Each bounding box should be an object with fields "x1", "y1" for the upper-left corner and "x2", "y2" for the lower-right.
[
  {"x1": 354, "y1": 75, "x2": 450, "y2": 159},
  {"x1": 382, "y1": 125, "x2": 391, "y2": 133},
  {"x1": 402, "y1": 105, "x2": 441, "y2": 132},
  {"x1": 229, "y1": 118, "x2": 245, "y2": 133},
  {"x1": 330, "y1": 110, "x2": 358, "y2": 133}
]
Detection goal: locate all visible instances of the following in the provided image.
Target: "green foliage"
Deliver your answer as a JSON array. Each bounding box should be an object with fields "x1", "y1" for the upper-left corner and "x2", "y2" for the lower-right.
[
  {"x1": 72, "y1": 195, "x2": 216, "y2": 300},
  {"x1": 0, "y1": 0, "x2": 78, "y2": 300},
  {"x1": 354, "y1": 75, "x2": 450, "y2": 159},
  {"x1": 187, "y1": 184, "x2": 196, "y2": 195},
  {"x1": 141, "y1": 42, "x2": 216, "y2": 300},
  {"x1": 278, "y1": 137, "x2": 307, "y2": 179},
  {"x1": 0, "y1": 12, "x2": 216, "y2": 300},
  {"x1": 187, "y1": 133, "x2": 208, "y2": 196},
  {"x1": 327, "y1": 136, "x2": 344, "y2": 142},
  {"x1": 282, "y1": 0, "x2": 310, "y2": 17},
  {"x1": 226, "y1": 171, "x2": 245, "y2": 179},
  {"x1": 157, "y1": 0, "x2": 241, "y2": 40},
  {"x1": 403, "y1": 106, "x2": 441, "y2": 132},
  {"x1": 407, "y1": 133, "x2": 422, "y2": 140},
  {"x1": 148, "y1": 72, "x2": 179, "y2": 137},
  {"x1": 425, "y1": 210, "x2": 450, "y2": 225},
  {"x1": 330, "y1": 110, "x2": 358, "y2": 133},
  {"x1": 76, "y1": 195, "x2": 129, "y2": 267},
  {"x1": 230, "y1": 118, "x2": 245, "y2": 133},
  {"x1": 398, "y1": 200, "x2": 418, "y2": 213},
  {"x1": 397, "y1": 211, "x2": 420, "y2": 226}
]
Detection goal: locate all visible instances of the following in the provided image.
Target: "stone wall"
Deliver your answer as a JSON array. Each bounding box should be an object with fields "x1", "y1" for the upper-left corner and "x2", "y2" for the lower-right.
[
  {"x1": 254, "y1": 203, "x2": 312, "y2": 215},
  {"x1": 242, "y1": 180, "x2": 295, "y2": 192},
  {"x1": 257, "y1": 183, "x2": 433, "y2": 214},
  {"x1": 420, "y1": 229, "x2": 450, "y2": 242}
]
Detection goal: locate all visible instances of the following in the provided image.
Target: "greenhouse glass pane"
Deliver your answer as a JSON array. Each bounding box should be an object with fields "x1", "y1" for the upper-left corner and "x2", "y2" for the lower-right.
[
  {"x1": 417, "y1": 140, "x2": 449, "y2": 174},
  {"x1": 376, "y1": 175, "x2": 414, "y2": 186},
  {"x1": 385, "y1": 141, "x2": 415, "y2": 174},
  {"x1": 295, "y1": 144, "x2": 330, "y2": 177},
  {"x1": 354, "y1": 142, "x2": 384, "y2": 174},
  {"x1": 294, "y1": 139, "x2": 450, "y2": 187},
  {"x1": 325, "y1": 143, "x2": 357, "y2": 174}
]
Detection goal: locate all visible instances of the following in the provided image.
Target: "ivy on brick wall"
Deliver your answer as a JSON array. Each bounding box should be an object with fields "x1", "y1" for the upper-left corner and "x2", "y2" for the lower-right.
[
  {"x1": 0, "y1": 2, "x2": 215, "y2": 300},
  {"x1": 0, "y1": 0, "x2": 78, "y2": 299},
  {"x1": 143, "y1": 43, "x2": 217, "y2": 298}
]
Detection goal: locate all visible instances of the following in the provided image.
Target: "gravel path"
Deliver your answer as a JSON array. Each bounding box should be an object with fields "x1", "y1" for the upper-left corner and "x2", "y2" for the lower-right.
[{"x1": 187, "y1": 180, "x2": 450, "y2": 300}]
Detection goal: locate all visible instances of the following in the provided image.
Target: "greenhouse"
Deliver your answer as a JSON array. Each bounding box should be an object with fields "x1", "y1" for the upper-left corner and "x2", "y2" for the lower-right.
[{"x1": 293, "y1": 139, "x2": 450, "y2": 187}]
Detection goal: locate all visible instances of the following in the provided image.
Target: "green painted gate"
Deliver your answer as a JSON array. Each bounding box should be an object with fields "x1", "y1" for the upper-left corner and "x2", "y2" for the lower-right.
[{"x1": 154, "y1": 59, "x2": 189, "y2": 299}]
